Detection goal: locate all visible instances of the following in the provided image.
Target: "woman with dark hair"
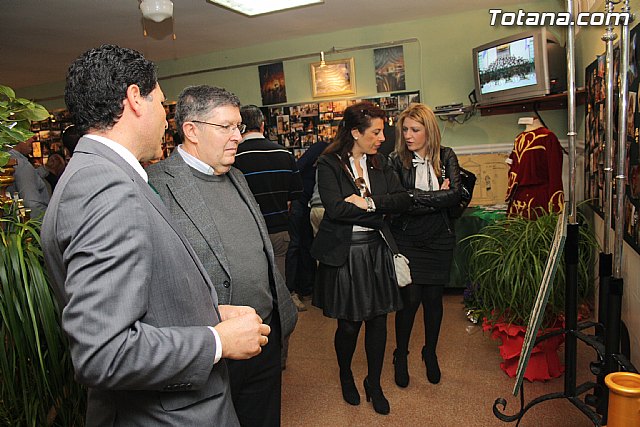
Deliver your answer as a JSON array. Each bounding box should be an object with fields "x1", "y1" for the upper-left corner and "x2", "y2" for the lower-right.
[
  {"x1": 311, "y1": 102, "x2": 411, "y2": 415},
  {"x1": 388, "y1": 103, "x2": 461, "y2": 387}
]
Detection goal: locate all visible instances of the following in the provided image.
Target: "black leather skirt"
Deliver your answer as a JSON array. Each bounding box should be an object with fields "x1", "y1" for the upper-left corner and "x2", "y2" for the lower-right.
[{"x1": 313, "y1": 231, "x2": 403, "y2": 321}]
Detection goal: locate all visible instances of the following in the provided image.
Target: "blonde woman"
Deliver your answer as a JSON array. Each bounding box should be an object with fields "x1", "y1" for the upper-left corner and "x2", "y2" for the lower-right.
[{"x1": 388, "y1": 104, "x2": 461, "y2": 387}]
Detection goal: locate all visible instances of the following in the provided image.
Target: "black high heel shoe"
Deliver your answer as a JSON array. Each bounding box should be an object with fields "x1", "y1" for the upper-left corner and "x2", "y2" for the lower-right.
[
  {"x1": 363, "y1": 377, "x2": 390, "y2": 415},
  {"x1": 421, "y1": 346, "x2": 441, "y2": 384},
  {"x1": 340, "y1": 374, "x2": 360, "y2": 405},
  {"x1": 392, "y1": 349, "x2": 409, "y2": 388}
]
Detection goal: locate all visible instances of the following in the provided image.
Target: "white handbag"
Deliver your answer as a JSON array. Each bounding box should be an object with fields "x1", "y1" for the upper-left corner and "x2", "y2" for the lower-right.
[
  {"x1": 392, "y1": 253, "x2": 412, "y2": 287},
  {"x1": 381, "y1": 224, "x2": 412, "y2": 288}
]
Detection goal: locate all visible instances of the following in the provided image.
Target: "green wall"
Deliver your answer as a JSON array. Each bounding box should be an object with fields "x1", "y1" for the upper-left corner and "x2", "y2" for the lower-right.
[{"x1": 18, "y1": 0, "x2": 620, "y2": 149}]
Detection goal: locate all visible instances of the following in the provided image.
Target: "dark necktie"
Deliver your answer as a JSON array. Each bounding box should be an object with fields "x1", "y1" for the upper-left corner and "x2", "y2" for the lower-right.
[{"x1": 148, "y1": 181, "x2": 162, "y2": 198}]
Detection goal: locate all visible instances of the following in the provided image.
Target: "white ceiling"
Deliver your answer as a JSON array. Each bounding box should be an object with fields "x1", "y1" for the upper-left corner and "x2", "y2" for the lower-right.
[{"x1": 1, "y1": 0, "x2": 529, "y2": 90}]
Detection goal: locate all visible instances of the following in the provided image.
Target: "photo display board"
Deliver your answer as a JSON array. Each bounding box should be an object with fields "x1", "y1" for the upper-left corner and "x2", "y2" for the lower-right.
[
  {"x1": 584, "y1": 23, "x2": 640, "y2": 254},
  {"x1": 262, "y1": 91, "x2": 420, "y2": 159}
]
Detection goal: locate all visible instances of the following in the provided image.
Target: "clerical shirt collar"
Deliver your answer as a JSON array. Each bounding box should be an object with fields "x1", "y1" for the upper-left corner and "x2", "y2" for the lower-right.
[
  {"x1": 84, "y1": 134, "x2": 148, "y2": 182},
  {"x1": 177, "y1": 145, "x2": 215, "y2": 175}
]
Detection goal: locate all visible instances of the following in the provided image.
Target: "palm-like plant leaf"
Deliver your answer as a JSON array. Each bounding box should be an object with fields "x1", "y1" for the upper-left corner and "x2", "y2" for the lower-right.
[
  {"x1": 0, "y1": 207, "x2": 86, "y2": 426},
  {"x1": 465, "y1": 210, "x2": 598, "y2": 328}
]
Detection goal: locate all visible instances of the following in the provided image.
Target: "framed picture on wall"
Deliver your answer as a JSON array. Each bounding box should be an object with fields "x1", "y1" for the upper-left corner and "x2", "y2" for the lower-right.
[
  {"x1": 310, "y1": 58, "x2": 356, "y2": 98},
  {"x1": 259, "y1": 62, "x2": 287, "y2": 106},
  {"x1": 374, "y1": 45, "x2": 406, "y2": 93}
]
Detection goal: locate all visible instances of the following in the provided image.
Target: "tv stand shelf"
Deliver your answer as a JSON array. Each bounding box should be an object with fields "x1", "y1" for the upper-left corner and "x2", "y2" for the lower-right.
[{"x1": 478, "y1": 89, "x2": 586, "y2": 117}]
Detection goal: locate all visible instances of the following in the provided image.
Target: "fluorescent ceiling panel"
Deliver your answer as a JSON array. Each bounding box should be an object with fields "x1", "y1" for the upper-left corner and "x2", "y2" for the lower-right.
[{"x1": 207, "y1": 0, "x2": 323, "y2": 16}]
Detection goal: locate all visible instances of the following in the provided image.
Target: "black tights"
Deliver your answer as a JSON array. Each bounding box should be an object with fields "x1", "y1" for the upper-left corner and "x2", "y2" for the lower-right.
[
  {"x1": 335, "y1": 314, "x2": 387, "y2": 388},
  {"x1": 395, "y1": 285, "x2": 443, "y2": 355}
]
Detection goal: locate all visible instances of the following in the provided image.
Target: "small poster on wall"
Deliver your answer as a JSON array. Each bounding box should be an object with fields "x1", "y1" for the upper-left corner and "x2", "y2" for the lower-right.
[
  {"x1": 259, "y1": 62, "x2": 287, "y2": 105},
  {"x1": 374, "y1": 45, "x2": 406, "y2": 93}
]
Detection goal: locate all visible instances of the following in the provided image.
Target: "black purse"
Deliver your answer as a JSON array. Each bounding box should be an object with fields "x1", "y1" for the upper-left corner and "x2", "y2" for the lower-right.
[
  {"x1": 449, "y1": 166, "x2": 477, "y2": 218},
  {"x1": 441, "y1": 149, "x2": 476, "y2": 218}
]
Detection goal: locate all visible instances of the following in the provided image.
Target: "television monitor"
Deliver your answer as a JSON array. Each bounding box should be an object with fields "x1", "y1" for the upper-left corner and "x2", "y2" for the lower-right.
[{"x1": 472, "y1": 28, "x2": 566, "y2": 105}]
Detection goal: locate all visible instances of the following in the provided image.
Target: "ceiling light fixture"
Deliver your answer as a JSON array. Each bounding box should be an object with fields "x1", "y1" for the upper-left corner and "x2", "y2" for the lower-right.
[
  {"x1": 140, "y1": 0, "x2": 174, "y2": 23},
  {"x1": 206, "y1": 0, "x2": 323, "y2": 17}
]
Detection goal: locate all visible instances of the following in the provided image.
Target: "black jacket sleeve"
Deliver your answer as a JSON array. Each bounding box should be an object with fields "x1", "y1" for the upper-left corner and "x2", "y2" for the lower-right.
[
  {"x1": 389, "y1": 148, "x2": 461, "y2": 216},
  {"x1": 317, "y1": 154, "x2": 410, "y2": 228}
]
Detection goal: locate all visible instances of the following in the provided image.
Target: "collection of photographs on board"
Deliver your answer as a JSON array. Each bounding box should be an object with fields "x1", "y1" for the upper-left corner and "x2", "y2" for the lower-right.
[
  {"x1": 585, "y1": 23, "x2": 640, "y2": 254},
  {"x1": 262, "y1": 91, "x2": 420, "y2": 160},
  {"x1": 29, "y1": 110, "x2": 73, "y2": 168}
]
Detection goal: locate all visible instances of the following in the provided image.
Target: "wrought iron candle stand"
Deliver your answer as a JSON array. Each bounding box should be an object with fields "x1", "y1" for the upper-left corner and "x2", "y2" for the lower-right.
[
  {"x1": 492, "y1": 225, "x2": 637, "y2": 427},
  {"x1": 492, "y1": 223, "x2": 609, "y2": 425}
]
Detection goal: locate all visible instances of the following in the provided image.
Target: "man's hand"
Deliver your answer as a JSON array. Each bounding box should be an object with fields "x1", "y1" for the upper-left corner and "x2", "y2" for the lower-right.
[
  {"x1": 214, "y1": 312, "x2": 271, "y2": 360},
  {"x1": 441, "y1": 178, "x2": 450, "y2": 190},
  {"x1": 218, "y1": 304, "x2": 256, "y2": 321}
]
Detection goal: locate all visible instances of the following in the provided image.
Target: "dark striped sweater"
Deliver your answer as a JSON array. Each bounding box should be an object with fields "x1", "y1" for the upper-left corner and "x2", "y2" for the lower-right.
[{"x1": 234, "y1": 136, "x2": 303, "y2": 233}]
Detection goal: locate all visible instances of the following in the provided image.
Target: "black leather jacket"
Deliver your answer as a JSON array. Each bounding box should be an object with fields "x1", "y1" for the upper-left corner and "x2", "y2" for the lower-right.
[{"x1": 388, "y1": 146, "x2": 462, "y2": 229}]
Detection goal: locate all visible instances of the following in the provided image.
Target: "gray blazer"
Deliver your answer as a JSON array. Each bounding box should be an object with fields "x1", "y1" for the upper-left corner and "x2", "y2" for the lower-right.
[
  {"x1": 41, "y1": 138, "x2": 239, "y2": 426},
  {"x1": 147, "y1": 150, "x2": 297, "y2": 342},
  {"x1": 8, "y1": 148, "x2": 50, "y2": 217}
]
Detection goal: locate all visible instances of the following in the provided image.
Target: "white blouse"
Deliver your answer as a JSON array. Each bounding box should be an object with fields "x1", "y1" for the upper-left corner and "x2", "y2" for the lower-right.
[
  {"x1": 349, "y1": 154, "x2": 375, "y2": 232},
  {"x1": 414, "y1": 153, "x2": 440, "y2": 191}
]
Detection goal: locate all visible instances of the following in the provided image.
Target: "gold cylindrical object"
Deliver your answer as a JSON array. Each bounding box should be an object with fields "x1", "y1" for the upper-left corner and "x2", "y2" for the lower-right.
[
  {"x1": 0, "y1": 175, "x2": 16, "y2": 184},
  {"x1": 605, "y1": 372, "x2": 640, "y2": 426}
]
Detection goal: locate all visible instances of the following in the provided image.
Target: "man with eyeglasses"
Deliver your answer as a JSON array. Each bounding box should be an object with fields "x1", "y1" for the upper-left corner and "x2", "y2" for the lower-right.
[
  {"x1": 235, "y1": 105, "x2": 305, "y2": 313},
  {"x1": 147, "y1": 86, "x2": 297, "y2": 427}
]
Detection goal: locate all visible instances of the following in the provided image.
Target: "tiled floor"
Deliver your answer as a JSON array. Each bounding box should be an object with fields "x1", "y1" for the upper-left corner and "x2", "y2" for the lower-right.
[{"x1": 282, "y1": 293, "x2": 598, "y2": 426}]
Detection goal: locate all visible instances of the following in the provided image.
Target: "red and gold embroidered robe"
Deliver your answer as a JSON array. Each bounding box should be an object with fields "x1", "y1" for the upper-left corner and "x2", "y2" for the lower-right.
[{"x1": 506, "y1": 127, "x2": 564, "y2": 219}]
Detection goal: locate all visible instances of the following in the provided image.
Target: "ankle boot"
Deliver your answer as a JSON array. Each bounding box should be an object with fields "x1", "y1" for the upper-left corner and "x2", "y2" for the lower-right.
[
  {"x1": 422, "y1": 346, "x2": 441, "y2": 384},
  {"x1": 392, "y1": 349, "x2": 409, "y2": 388},
  {"x1": 363, "y1": 377, "x2": 390, "y2": 415},
  {"x1": 339, "y1": 373, "x2": 360, "y2": 405}
]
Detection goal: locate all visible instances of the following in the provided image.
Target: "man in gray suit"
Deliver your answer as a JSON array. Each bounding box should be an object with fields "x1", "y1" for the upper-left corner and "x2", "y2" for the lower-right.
[
  {"x1": 41, "y1": 45, "x2": 270, "y2": 426},
  {"x1": 147, "y1": 85, "x2": 297, "y2": 427},
  {"x1": 7, "y1": 137, "x2": 50, "y2": 217}
]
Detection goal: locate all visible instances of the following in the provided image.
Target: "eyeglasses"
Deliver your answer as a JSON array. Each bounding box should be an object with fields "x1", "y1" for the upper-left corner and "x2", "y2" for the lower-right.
[
  {"x1": 354, "y1": 177, "x2": 371, "y2": 197},
  {"x1": 192, "y1": 120, "x2": 246, "y2": 134}
]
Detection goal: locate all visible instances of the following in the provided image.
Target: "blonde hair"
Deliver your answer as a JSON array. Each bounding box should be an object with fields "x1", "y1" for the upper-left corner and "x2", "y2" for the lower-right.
[{"x1": 394, "y1": 103, "x2": 442, "y2": 176}]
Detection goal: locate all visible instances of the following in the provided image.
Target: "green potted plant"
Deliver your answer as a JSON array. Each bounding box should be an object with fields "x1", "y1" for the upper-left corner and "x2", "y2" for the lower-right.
[
  {"x1": 463, "y1": 210, "x2": 599, "y2": 381},
  {"x1": 0, "y1": 84, "x2": 86, "y2": 425},
  {"x1": 0, "y1": 84, "x2": 49, "y2": 167}
]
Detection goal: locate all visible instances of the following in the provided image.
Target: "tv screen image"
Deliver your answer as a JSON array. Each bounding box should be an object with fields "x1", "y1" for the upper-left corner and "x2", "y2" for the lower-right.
[
  {"x1": 472, "y1": 29, "x2": 566, "y2": 105},
  {"x1": 477, "y1": 36, "x2": 537, "y2": 95}
]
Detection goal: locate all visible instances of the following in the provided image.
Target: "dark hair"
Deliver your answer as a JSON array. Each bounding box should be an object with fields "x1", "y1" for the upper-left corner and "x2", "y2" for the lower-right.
[
  {"x1": 239, "y1": 105, "x2": 264, "y2": 132},
  {"x1": 62, "y1": 124, "x2": 82, "y2": 154},
  {"x1": 175, "y1": 85, "x2": 241, "y2": 140},
  {"x1": 324, "y1": 102, "x2": 386, "y2": 167},
  {"x1": 64, "y1": 45, "x2": 157, "y2": 133}
]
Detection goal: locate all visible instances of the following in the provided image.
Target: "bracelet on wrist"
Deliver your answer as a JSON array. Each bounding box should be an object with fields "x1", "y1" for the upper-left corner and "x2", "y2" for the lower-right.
[{"x1": 365, "y1": 196, "x2": 375, "y2": 212}]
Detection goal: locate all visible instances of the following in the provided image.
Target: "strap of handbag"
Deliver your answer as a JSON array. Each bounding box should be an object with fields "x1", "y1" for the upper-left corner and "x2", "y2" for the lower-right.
[
  {"x1": 335, "y1": 153, "x2": 401, "y2": 250},
  {"x1": 380, "y1": 222, "x2": 401, "y2": 256}
]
